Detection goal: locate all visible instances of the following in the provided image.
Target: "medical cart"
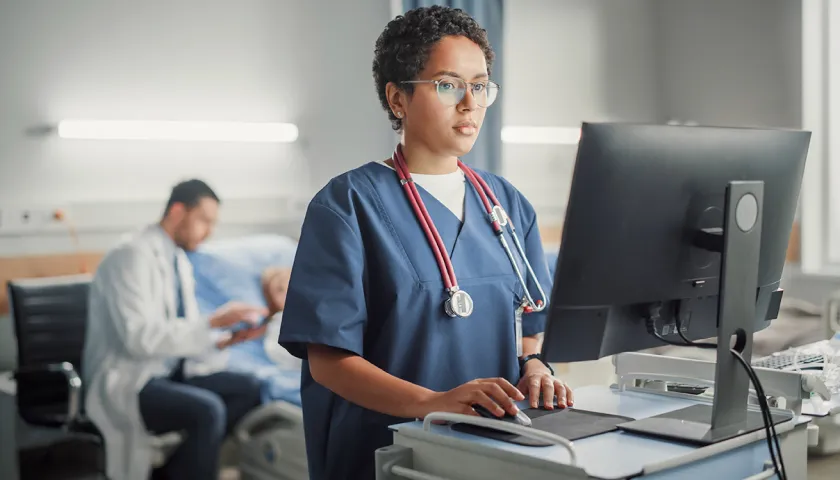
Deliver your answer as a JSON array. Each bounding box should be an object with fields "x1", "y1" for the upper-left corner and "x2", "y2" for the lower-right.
[{"x1": 376, "y1": 352, "x2": 824, "y2": 480}]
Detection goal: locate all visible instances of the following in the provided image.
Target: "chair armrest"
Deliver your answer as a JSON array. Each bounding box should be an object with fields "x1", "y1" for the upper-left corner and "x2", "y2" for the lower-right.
[{"x1": 14, "y1": 362, "x2": 82, "y2": 427}]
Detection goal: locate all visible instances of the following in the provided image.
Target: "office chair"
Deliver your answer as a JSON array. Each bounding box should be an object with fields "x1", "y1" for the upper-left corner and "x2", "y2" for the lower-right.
[
  {"x1": 9, "y1": 274, "x2": 104, "y2": 476},
  {"x1": 9, "y1": 274, "x2": 183, "y2": 478}
]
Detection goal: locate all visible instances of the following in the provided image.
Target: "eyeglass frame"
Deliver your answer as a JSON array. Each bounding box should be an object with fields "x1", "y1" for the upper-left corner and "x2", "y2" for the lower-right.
[{"x1": 400, "y1": 77, "x2": 501, "y2": 108}]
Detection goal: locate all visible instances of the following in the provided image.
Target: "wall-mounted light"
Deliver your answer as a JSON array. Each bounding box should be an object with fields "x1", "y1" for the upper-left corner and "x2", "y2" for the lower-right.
[
  {"x1": 57, "y1": 120, "x2": 299, "y2": 143},
  {"x1": 501, "y1": 126, "x2": 580, "y2": 145}
]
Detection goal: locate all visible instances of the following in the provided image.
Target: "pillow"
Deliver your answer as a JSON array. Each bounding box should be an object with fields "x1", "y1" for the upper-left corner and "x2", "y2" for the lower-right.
[
  {"x1": 187, "y1": 251, "x2": 265, "y2": 314},
  {"x1": 197, "y1": 234, "x2": 298, "y2": 272},
  {"x1": 187, "y1": 234, "x2": 298, "y2": 314}
]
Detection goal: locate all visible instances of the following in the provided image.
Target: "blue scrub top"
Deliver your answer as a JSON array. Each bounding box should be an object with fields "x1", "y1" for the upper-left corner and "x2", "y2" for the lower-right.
[{"x1": 278, "y1": 161, "x2": 552, "y2": 480}]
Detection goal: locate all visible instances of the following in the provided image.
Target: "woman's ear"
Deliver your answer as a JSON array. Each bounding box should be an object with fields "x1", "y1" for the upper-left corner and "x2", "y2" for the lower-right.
[{"x1": 386, "y1": 82, "x2": 407, "y2": 119}]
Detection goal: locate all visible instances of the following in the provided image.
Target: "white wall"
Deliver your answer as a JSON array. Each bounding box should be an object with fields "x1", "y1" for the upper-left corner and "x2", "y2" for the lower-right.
[
  {"x1": 655, "y1": 0, "x2": 801, "y2": 129},
  {"x1": 0, "y1": 0, "x2": 804, "y2": 256},
  {"x1": 502, "y1": 0, "x2": 663, "y2": 228},
  {"x1": 503, "y1": 0, "x2": 801, "y2": 232},
  {"x1": 0, "y1": 0, "x2": 395, "y2": 255}
]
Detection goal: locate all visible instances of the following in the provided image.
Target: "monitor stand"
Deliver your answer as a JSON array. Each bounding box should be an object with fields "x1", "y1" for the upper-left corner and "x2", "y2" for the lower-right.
[{"x1": 617, "y1": 180, "x2": 788, "y2": 446}]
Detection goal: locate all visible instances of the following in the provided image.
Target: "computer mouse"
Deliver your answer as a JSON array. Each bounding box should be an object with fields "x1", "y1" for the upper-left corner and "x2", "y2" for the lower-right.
[{"x1": 472, "y1": 404, "x2": 532, "y2": 427}]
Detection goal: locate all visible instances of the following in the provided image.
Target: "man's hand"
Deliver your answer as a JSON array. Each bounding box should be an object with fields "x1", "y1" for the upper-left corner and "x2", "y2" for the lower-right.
[
  {"x1": 516, "y1": 360, "x2": 574, "y2": 409},
  {"x1": 209, "y1": 301, "x2": 268, "y2": 329},
  {"x1": 216, "y1": 324, "x2": 268, "y2": 349}
]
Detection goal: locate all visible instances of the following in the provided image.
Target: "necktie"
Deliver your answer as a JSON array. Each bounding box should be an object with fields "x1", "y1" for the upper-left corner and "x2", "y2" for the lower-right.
[
  {"x1": 173, "y1": 254, "x2": 185, "y2": 319},
  {"x1": 171, "y1": 253, "x2": 186, "y2": 381}
]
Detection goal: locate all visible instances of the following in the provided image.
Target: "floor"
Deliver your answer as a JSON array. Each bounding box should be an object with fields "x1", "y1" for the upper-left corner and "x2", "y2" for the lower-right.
[
  {"x1": 808, "y1": 454, "x2": 840, "y2": 479},
  {"x1": 17, "y1": 440, "x2": 244, "y2": 480}
]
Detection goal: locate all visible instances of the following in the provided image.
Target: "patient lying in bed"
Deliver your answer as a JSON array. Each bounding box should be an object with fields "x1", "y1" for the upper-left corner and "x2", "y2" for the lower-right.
[
  {"x1": 261, "y1": 266, "x2": 302, "y2": 371},
  {"x1": 185, "y1": 238, "x2": 302, "y2": 406}
]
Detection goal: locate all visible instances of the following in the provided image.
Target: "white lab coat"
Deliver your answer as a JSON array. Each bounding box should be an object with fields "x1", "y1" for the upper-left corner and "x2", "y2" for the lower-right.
[{"x1": 82, "y1": 225, "x2": 218, "y2": 480}]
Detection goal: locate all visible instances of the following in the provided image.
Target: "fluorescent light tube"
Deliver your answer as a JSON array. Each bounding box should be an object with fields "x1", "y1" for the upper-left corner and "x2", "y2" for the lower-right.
[
  {"x1": 501, "y1": 126, "x2": 580, "y2": 145},
  {"x1": 57, "y1": 120, "x2": 299, "y2": 143}
]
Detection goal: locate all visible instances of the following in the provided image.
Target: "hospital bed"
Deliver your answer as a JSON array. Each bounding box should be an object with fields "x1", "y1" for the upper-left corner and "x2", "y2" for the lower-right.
[{"x1": 186, "y1": 234, "x2": 307, "y2": 480}]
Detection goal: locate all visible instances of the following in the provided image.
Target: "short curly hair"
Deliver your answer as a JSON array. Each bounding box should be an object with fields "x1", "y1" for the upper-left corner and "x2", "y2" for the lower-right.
[{"x1": 373, "y1": 5, "x2": 495, "y2": 131}]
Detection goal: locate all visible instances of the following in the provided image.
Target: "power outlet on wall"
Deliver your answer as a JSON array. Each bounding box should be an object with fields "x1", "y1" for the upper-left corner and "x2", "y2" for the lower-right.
[{"x1": 0, "y1": 206, "x2": 67, "y2": 234}]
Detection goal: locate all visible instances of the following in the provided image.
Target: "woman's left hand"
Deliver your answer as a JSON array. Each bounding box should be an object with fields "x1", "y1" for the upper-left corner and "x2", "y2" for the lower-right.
[{"x1": 516, "y1": 360, "x2": 574, "y2": 409}]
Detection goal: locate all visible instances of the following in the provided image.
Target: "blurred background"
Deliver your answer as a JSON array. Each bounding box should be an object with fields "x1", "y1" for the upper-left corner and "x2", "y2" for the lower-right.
[{"x1": 0, "y1": 0, "x2": 837, "y2": 478}]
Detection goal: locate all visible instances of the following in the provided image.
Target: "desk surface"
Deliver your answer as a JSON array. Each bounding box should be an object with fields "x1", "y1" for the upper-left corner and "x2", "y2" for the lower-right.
[{"x1": 392, "y1": 385, "x2": 809, "y2": 479}]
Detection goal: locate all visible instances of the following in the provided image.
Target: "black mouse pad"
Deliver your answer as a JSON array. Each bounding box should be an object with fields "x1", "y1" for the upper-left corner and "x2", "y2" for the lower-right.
[{"x1": 451, "y1": 408, "x2": 635, "y2": 447}]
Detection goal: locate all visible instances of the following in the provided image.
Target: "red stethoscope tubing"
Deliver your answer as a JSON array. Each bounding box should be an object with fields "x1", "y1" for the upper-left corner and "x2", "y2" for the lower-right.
[
  {"x1": 392, "y1": 145, "x2": 457, "y2": 290},
  {"x1": 393, "y1": 143, "x2": 507, "y2": 292},
  {"x1": 392, "y1": 143, "x2": 547, "y2": 317}
]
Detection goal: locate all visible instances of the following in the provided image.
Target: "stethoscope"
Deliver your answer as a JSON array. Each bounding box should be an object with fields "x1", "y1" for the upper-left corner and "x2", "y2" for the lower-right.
[{"x1": 392, "y1": 144, "x2": 547, "y2": 352}]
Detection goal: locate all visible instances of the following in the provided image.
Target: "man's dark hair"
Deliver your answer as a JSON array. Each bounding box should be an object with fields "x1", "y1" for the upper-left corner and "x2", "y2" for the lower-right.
[
  {"x1": 372, "y1": 5, "x2": 494, "y2": 131},
  {"x1": 163, "y1": 179, "x2": 220, "y2": 216}
]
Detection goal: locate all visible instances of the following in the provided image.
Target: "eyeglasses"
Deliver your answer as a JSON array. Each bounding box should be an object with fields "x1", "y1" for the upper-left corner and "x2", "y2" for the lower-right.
[{"x1": 402, "y1": 76, "x2": 500, "y2": 108}]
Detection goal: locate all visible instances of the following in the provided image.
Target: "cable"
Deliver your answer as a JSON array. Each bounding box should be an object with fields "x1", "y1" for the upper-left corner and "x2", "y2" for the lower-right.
[
  {"x1": 644, "y1": 302, "x2": 715, "y2": 349},
  {"x1": 730, "y1": 349, "x2": 787, "y2": 480},
  {"x1": 646, "y1": 301, "x2": 787, "y2": 480},
  {"x1": 671, "y1": 322, "x2": 784, "y2": 478},
  {"x1": 670, "y1": 311, "x2": 785, "y2": 479}
]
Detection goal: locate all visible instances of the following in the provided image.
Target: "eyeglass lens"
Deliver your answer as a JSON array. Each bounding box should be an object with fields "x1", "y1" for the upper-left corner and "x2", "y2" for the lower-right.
[{"x1": 436, "y1": 77, "x2": 498, "y2": 107}]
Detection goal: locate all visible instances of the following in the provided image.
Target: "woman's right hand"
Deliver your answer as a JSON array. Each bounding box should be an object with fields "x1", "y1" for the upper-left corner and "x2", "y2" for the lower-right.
[{"x1": 416, "y1": 378, "x2": 525, "y2": 419}]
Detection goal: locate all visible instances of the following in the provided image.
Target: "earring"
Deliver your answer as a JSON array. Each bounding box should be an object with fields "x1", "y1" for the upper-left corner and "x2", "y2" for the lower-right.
[{"x1": 396, "y1": 112, "x2": 403, "y2": 118}]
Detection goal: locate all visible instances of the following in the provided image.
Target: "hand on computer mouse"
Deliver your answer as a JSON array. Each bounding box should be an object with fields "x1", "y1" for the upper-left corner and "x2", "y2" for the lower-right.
[
  {"x1": 416, "y1": 377, "x2": 524, "y2": 419},
  {"x1": 517, "y1": 361, "x2": 574, "y2": 409},
  {"x1": 473, "y1": 404, "x2": 532, "y2": 426}
]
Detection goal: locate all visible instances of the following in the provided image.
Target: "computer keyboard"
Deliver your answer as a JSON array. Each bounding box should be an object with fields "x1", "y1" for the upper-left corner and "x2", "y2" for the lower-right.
[{"x1": 752, "y1": 352, "x2": 825, "y2": 370}]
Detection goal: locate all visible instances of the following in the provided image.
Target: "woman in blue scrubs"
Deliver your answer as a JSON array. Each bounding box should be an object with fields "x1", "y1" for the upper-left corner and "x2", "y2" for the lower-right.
[{"x1": 278, "y1": 5, "x2": 573, "y2": 479}]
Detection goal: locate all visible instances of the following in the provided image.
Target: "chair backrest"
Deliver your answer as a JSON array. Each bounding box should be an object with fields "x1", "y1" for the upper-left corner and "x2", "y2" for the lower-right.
[{"x1": 9, "y1": 275, "x2": 92, "y2": 411}]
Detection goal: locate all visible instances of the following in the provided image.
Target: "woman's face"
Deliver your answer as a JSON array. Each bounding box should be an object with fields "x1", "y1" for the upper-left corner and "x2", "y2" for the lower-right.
[{"x1": 397, "y1": 35, "x2": 490, "y2": 158}]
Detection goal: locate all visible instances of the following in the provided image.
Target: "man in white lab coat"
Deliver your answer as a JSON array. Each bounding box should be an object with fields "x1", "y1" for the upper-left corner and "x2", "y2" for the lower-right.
[{"x1": 82, "y1": 179, "x2": 268, "y2": 480}]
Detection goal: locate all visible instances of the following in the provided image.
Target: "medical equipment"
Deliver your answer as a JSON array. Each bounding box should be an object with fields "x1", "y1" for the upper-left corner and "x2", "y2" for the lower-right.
[
  {"x1": 754, "y1": 352, "x2": 826, "y2": 370},
  {"x1": 391, "y1": 144, "x2": 547, "y2": 338},
  {"x1": 375, "y1": 355, "x2": 817, "y2": 480}
]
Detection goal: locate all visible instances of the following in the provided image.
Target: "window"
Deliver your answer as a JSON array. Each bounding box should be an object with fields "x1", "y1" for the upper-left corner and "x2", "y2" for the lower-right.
[{"x1": 801, "y1": 0, "x2": 840, "y2": 274}]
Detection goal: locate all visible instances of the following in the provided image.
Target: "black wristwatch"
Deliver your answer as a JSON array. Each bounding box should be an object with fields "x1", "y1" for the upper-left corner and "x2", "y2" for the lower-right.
[{"x1": 519, "y1": 353, "x2": 554, "y2": 379}]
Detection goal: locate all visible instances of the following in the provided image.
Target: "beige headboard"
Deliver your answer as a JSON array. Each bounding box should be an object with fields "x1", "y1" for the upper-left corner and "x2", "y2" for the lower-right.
[
  {"x1": 538, "y1": 224, "x2": 563, "y2": 246},
  {"x1": 0, "y1": 252, "x2": 103, "y2": 315}
]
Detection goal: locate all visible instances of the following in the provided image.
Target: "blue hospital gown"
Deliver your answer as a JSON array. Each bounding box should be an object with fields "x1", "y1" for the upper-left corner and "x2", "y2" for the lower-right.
[{"x1": 278, "y1": 161, "x2": 552, "y2": 479}]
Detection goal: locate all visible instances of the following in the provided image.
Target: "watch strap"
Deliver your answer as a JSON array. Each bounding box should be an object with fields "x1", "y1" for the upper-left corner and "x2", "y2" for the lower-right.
[{"x1": 519, "y1": 353, "x2": 554, "y2": 378}]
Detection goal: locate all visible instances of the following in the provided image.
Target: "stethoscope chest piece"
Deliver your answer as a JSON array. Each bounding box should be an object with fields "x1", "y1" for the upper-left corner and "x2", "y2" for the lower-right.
[{"x1": 445, "y1": 289, "x2": 474, "y2": 318}]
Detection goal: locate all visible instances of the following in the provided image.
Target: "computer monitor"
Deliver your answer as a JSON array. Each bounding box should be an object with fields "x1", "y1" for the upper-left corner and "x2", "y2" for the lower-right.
[{"x1": 541, "y1": 122, "x2": 810, "y2": 446}]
